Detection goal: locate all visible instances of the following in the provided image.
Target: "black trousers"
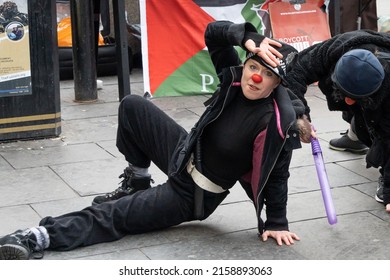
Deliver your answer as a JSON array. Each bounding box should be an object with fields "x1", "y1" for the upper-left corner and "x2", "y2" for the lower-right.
[{"x1": 40, "y1": 95, "x2": 228, "y2": 251}]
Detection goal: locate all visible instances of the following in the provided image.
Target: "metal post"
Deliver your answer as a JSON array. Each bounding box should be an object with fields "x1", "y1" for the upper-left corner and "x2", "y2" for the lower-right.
[
  {"x1": 69, "y1": 0, "x2": 98, "y2": 102},
  {"x1": 112, "y1": 0, "x2": 131, "y2": 100},
  {"x1": 93, "y1": 0, "x2": 100, "y2": 63},
  {"x1": 100, "y1": 0, "x2": 110, "y2": 37}
]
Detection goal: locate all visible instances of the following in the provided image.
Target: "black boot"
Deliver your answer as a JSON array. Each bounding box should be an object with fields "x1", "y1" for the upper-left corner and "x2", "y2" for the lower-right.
[
  {"x1": 0, "y1": 229, "x2": 44, "y2": 260},
  {"x1": 92, "y1": 167, "x2": 153, "y2": 205},
  {"x1": 375, "y1": 175, "x2": 384, "y2": 204}
]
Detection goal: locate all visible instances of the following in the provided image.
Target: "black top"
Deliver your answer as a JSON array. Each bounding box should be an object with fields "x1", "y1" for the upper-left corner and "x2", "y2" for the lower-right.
[{"x1": 201, "y1": 90, "x2": 274, "y2": 188}]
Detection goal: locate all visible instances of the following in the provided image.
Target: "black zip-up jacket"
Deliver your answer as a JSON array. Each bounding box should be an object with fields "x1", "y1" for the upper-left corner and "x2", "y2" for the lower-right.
[
  {"x1": 286, "y1": 29, "x2": 390, "y2": 205},
  {"x1": 169, "y1": 21, "x2": 304, "y2": 233}
]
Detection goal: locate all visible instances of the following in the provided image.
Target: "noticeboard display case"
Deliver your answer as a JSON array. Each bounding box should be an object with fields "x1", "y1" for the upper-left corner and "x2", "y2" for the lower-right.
[{"x1": 0, "y1": 0, "x2": 60, "y2": 142}]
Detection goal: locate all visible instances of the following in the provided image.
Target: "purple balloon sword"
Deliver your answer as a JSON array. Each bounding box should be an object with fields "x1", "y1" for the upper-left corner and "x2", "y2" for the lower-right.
[{"x1": 311, "y1": 135, "x2": 338, "y2": 225}]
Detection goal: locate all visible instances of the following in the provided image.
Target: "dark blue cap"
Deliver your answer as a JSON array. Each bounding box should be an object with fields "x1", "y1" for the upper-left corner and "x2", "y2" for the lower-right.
[{"x1": 332, "y1": 49, "x2": 385, "y2": 99}]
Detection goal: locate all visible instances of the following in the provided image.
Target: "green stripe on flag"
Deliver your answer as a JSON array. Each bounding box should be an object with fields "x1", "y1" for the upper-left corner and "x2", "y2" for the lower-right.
[
  {"x1": 153, "y1": 50, "x2": 218, "y2": 97},
  {"x1": 153, "y1": 48, "x2": 247, "y2": 97}
]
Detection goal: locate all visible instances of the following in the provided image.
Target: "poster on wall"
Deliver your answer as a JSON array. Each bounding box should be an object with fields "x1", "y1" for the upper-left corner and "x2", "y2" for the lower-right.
[{"x1": 0, "y1": 0, "x2": 31, "y2": 97}]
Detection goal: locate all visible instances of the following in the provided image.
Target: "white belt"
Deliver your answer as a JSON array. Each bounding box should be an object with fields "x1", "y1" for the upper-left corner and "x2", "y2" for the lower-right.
[{"x1": 186, "y1": 155, "x2": 226, "y2": 194}]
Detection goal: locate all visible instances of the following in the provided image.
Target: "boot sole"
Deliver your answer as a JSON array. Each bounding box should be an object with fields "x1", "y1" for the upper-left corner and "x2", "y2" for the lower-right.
[
  {"x1": 0, "y1": 244, "x2": 30, "y2": 260},
  {"x1": 329, "y1": 144, "x2": 368, "y2": 155},
  {"x1": 375, "y1": 194, "x2": 384, "y2": 204}
]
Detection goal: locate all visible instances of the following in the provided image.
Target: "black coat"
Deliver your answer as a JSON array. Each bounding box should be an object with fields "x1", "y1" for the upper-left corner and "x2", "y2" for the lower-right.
[
  {"x1": 286, "y1": 29, "x2": 390, "y2": 204},
  {"x1": 169, "y1": 21, "x2": 304, "y2": 233}
]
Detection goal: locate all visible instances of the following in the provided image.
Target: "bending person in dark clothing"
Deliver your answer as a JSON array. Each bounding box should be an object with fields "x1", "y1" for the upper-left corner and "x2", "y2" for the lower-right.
[{"x1": 286, "y1": 29, "x2": 390, "y2": 212}]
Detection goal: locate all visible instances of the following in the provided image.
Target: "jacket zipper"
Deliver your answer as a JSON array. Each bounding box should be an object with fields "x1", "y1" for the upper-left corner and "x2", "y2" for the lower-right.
[{"x1": 256, "y1": 123, "x2": 294, "y2": 219}]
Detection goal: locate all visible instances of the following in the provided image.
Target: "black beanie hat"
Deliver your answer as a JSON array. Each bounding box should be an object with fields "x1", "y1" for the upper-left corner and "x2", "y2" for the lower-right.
[
  {"x1": 332, "y1": 49, "x2": 385, "y2": 99},
  {"x1": 245, "y1": 42, "x2": 298, "y2": 86}
]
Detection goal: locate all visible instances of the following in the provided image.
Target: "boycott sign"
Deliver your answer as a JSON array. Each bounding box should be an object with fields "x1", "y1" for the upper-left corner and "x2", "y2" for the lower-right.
[{"x1": 269, "y1": 1, "x2": 330, "y2": 52}]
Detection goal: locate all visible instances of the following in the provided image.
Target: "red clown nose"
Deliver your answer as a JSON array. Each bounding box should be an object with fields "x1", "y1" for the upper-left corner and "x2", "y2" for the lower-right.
[{"x1": 251, "y1": 74, "x2": 263, "y2": 83}]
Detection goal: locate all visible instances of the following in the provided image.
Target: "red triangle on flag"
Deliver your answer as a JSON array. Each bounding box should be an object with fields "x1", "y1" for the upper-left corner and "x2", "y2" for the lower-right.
[{"x1": 146, "y1": 1, "x2": 214, "y2": 94}]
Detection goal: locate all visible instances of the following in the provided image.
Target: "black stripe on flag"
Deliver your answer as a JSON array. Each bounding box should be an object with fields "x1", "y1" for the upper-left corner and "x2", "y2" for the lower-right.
[{"x1": 193, "y1": 0, "x2": 247, "y2": 7}]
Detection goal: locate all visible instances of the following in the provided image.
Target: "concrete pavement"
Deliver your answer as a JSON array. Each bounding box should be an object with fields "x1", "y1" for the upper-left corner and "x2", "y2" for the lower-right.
[{"x1": 0, "y1": 68, "x2": 389, "y2": 260}]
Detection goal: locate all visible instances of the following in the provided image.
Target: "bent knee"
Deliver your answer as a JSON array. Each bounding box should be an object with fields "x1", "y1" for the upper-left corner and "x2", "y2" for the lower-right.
[{"x1": 120, "y1": 94, "x2": 145, "y2": 111}]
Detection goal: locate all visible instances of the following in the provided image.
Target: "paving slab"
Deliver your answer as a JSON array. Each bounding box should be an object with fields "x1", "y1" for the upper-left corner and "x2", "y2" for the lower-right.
[
  {"x1": 288, "y1": 186, "x2": 383, "y2": 223},
  {"x1": 140, "y1": 229, "x2": 306, "y2": 260},
  {"x1": 31, "y1": 196, "x2": 94, "y2": 218},
  {"x1": 159, "y1": 201, "x2": 257, "y2": 243},
  {"x1": 352, "y1": 180, "x2": 378, "y2": 195},
  {"x1": 288, "y1": 163, "x2": 370, "y2": 193},
  {"x1": 96, "y1": 139, "x2": 123, "y2": 158},
  {"x1": 43, "y1": 233, "x2": 171, "y2": 260},
  {"x1": 0, "y1": 155, "x2": 12, "y2": 170},
  {"x1": 290, "y1": 212, "x2": 390, "y2": 260},
  {"x1": 0, "y1": 205, "x2": 43, "y2": 236},
  {"x1": 50, "y1": 158, "x2": 130, "y2": 196},
  {"x1": 61, "y1": 101, "x2": 119, "y2": 120},
  {"x1": 0, "y1": 143, "x2": 113, "y2": 169},
  {"x1": 337, "y1": 159, "x2": 380, "y2": 181},
  {"x1": 0, "y1": 167, "x2": 77, "y2": 207},
  {"x1": 77, "y1": 248, "x2": 149, "y2": 260},
  {"x1": 0, "y1": 137, "x2": 66, "y2": 151},
  {"x1": 150, "y1": 95, "x2": 209, "y2": 111},
  {"x1": 290, "y1": 138, "x2": 365, "y2": 168},
  {"x1": 60, "y1": 117, "x2": 118, "y2": 144}
]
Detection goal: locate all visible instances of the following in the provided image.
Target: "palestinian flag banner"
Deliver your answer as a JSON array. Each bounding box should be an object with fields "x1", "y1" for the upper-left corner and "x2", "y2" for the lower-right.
[{"x1": 139, "y1": 0, "x2": 326, "y2": 97}]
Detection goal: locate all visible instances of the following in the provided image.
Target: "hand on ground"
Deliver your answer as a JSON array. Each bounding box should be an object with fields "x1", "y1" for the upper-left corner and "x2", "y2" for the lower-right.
[{"x1": 261, "y1": 230, "x2": 300, "y2": 246}]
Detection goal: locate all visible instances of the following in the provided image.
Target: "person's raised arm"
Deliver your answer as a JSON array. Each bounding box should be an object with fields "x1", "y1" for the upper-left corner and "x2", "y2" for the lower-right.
[{"x1": 205, "y1": 20, "x2": 283, "y2": 78}]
